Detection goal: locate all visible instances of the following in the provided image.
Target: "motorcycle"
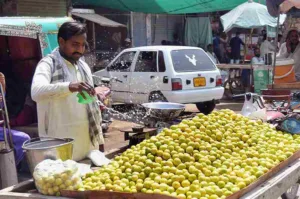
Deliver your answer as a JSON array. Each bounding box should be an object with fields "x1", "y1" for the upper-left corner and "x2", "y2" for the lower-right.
[{"x1": 93, "y1": 75, "x2": 122, "y2": 133}]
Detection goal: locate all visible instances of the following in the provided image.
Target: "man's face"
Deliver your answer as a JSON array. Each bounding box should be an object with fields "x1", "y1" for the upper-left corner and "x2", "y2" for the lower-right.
[
  {"x1": 255, "y1": 49, "x2": 260, "y2": 57},
  {"x1": 289, "y1": 31, "x2": 299, "y2": 45},
  {"x1": 208, "y1": 45, "x2": 213, "y2": 52},
  {"x1": 59, "y1": 33, "x2": 87, "y2": 61},
  {"x1": 268, "y1": 37, "x2": 272, "y2": 42}
]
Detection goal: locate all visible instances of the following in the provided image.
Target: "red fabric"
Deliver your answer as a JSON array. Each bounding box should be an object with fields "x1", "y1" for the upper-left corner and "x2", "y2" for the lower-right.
[
  {"x1": 10, "y1": 105, "x2": 37, "y2": 127},
  {"x1": 8, "y1": 37, "x2": 40, "y2": 83}
]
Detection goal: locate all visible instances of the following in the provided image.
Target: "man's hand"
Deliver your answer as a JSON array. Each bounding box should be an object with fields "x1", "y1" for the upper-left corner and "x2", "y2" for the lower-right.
[{"x1": 69, "y1": 82, "x2": 96, "y2": 98}]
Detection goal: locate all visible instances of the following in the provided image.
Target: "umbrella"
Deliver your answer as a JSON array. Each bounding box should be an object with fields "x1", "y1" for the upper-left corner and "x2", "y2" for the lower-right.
[{"x1": 221, "y1": 0, "x2": 286, "y2": 32}]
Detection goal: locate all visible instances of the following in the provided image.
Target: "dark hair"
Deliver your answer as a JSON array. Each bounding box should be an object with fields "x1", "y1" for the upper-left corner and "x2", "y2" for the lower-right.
[
  {"x1": 58, "y1": 22, "x2": 87, "y2": 41},
  {"x1": 161, "y1": 40, "x2": 167, "y2": 45},
  {"x1": 287, "y1": 29, "x2": 299, "y2": 39},
  {"x1": 207, "y1": 44, "x2": 213, "y2": 48},
  {"x1": 236, "y1": 32, "x2": 241, "y2": 35}
]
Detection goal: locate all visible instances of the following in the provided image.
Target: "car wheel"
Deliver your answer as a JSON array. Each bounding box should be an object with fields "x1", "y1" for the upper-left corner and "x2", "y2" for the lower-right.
[
  {"x1": 196, "y1": 101, "x2": 216, "y2": 115},
  {"x1": 149, "y1": 92, "x2": 167, "y2": 102}
]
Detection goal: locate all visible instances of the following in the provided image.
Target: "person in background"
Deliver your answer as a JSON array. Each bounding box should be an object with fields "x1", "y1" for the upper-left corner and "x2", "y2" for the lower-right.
[
  {"x1": 206, "y1": 44, "x2": 219, "y2": 64},
  {"x1": 252, "y1": 47, "x2": 264, "y2": 64},
  {"x1": 230, "y1": 32, "x2": 245, "y2": 64},
  {"x1": 161, "y1": 40, "x2": 167, "y2": 45},
  {"x1": 31, "y1": 22, "x2": 104, "y2": 161},
  {"x1": 172, "y1": 33, "x2": 182, "y2": 45},
  {"x1": 219, "y1": 32, "x2": 228, "y2": 63},
  {"x1": 213, "y1": 33, "x2": 222, "y2": 62},
  {"x1": 260, "y1": 34, "x2": 276, "y2": 58},
  {"x1": 277, "y1": 29, "x2": 300, "y2": 80},
  {"x1": 257, "y1": 30, "x2": 267, "y2": 46}
]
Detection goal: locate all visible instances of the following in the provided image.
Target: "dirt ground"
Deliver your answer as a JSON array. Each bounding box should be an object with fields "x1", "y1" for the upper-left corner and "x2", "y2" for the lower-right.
[{"x1": 103, "y1": 100, "x2": 243, "y2": 152}]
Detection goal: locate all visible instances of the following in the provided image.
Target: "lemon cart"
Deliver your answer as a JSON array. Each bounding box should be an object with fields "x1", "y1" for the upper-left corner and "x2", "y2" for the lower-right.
[{"x1": 1, "y1": 103, "x2": 300, "y2": 199}]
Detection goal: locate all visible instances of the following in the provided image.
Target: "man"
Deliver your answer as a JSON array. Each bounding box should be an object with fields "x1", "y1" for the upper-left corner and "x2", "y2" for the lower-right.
[
  {"x1": 277, "y1": 29, "x2": 300, "y2": 80},
  {"x1": 213, "y1": 33, "x2": 222, "y2": 62},
  {"x1": 252, "y1": 47, "x2": 264, "y2": 65},
  {"x1": 257, "y1": 30, "x2": 266, "y2": 46},
  {"x1": 31, "y1": 22, "x2": 104, "y2": 161},
  {"x1": 230, "y1": 32, "x2": 245, "y2": 64},
  {"x1": 172, "y1": 33, "x2": 182, "y2": 46},
  {"x1": 260, "y1": 34, "x2": 276, "y2": 58},
  {"x1": 206, "y1": 44, "x2": 219, "y2": 64}
]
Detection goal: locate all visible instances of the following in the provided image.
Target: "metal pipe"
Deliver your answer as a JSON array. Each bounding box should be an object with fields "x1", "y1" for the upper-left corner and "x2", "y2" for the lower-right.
[
  {"x1": 271, "y1": 13, "x2": 281, "y2": 89},
  {"x1": 0, "y1": 84, "x2": 13, "y2": 149}
]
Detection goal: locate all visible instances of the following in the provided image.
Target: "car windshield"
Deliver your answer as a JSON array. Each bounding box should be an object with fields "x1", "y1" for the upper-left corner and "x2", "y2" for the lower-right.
[{"x1": 171, "y1": 49, "x2": 216, "y2": 72}]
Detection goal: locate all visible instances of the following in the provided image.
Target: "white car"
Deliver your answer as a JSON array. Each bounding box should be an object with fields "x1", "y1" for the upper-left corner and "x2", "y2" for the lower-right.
[{"x1": 94, "y1": 46, "x2": 224, "y2": 114}]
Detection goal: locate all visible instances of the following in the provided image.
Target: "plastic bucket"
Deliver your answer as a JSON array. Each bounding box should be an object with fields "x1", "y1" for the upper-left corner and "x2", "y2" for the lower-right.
[
  {"x1": 274, "y1": 59, "x2": 296, "y2": 84},
  {"x1": 253, "y1": 65, "x2": 273, "y2": 94}
]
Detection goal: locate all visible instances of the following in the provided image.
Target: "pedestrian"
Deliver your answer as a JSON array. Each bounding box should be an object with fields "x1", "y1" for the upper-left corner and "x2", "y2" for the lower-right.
[
  {"x1": 230, "y1": 32, "x2": 245, "y2": 64},
  {"x1": 206, "y1": 44, "x2": 219, "y2": 64},
  {"x1": 219, "y1": 32, "x2": 228, "y2": 63},
  {"x1": 260, "y1": 34, "x2": 276, "y2": 58},
  {"x1": 31, "y1": 22, "x2": 104, "y2": 161},
  {"x1": 213, "y1": 33, "x2": 222, "y2": 62},
  {"x1": 172, "y1": 33, "x2": 182, "y2": 46}
]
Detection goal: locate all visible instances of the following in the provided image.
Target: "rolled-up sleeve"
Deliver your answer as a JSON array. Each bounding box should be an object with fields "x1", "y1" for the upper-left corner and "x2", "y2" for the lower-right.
[{"x1": 31, "y1": 58, "x2": 71, "y2": 102}]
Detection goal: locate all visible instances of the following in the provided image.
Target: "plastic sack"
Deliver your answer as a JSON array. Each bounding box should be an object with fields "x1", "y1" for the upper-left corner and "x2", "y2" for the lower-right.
[
  {"x1": 33, "y1": 159, "x2": 83, "y2": 196},
  {"x1": 272, "y1": 113, "x2": 300, "y2": 134}
]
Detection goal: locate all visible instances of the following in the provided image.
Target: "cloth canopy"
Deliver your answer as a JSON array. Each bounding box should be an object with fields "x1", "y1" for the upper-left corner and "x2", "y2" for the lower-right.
[
  {"x1": 221, "y1": 1, "x2": 286, "y2": 32},
  {"x1": 72, "y1": 0, "x2": 266, "y2": 14}
]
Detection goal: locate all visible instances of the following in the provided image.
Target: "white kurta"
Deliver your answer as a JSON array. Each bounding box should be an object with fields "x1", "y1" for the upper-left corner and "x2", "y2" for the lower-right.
[{"x1": 31, "y1": 57, "x2": 100, "y2": 161}]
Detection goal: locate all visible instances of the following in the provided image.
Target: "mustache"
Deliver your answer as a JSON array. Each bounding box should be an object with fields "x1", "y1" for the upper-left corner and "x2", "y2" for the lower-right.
[{"x1": 73, "y1": 52, "x2": 83, "y2": 56}]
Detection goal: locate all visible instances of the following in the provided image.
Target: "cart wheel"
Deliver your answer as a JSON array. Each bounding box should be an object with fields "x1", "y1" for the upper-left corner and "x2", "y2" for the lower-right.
[{"x1": 282, "y1": 184, "x2": 299, "y2": 199}]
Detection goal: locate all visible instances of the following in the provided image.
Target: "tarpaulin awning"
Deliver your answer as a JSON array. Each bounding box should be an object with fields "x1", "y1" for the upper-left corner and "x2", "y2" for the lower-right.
[
  {"x1": 221, "y1": 1, "x2": 286, "y2": 32},
  {"x1": 72, "y1": 0, "x2": 266, "y2": 14},
  {"x1": 71, "y1": 9, "x2": 126, "y2": 28}
]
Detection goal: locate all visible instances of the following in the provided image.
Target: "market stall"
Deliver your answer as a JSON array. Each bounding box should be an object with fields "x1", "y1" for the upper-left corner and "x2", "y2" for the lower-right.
[
  {"x1": 219, "y1": 0, "x2": 286, "y2": 98},
  {"x1": 1, "y1": 105, "x2": 300, "y2": 199}
]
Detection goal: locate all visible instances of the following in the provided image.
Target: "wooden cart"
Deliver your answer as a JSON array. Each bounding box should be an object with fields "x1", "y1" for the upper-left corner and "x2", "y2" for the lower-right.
[
  {"x1": 217, "y1": 64, "x2": 252, "y2": 98},
  {"x1": 1, "y1": 149, "x2": 300, "y2": 199}
]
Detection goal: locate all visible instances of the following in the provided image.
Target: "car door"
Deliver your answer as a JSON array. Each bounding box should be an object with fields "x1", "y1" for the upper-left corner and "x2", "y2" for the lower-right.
[
  {"x1": 129, "y1": 50, "x2": 160, "y2": 104},
  {"x1": 107, "y1": 51, "x2": 137, "y2": 103}
]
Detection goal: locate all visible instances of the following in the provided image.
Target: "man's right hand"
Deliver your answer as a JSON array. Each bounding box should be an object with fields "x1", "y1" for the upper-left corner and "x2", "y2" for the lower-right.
[{"x1": 69, "y1": 82, "x2": 96, "y2": 98}]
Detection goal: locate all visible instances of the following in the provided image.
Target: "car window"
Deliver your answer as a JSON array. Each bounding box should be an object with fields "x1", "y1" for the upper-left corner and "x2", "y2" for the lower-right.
[
  {"x1": 109, "y1": 51, "x2": 136, "y2": 72},
  {"x1": 135, "y1": 51, "x2": 158, "y2": 72},
  {"x1": 158, "y1": 51, "x2": 166, "y2": 72},
  {"x1": 171, "y1": 49, "x2": 216, "y2": 72}
]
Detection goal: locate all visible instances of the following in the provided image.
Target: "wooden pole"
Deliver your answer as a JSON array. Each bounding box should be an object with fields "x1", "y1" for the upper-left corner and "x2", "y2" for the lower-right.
[{"x1": 272, "y1": 14, "x2": 281, "y2": 88}]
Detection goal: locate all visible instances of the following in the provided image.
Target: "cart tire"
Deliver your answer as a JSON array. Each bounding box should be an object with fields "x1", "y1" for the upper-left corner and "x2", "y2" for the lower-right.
[
  {"x1": 196, "y1": 101, "x2": 216, "y2": 115},
  {"x1": 282, "y1": 184, "x2": 299, "y2": 199}
]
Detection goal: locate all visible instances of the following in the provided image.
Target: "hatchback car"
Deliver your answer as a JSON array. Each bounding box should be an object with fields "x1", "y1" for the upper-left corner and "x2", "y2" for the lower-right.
[{"x1": 94, "y1": 46, "x2": 224, "y2": 114}]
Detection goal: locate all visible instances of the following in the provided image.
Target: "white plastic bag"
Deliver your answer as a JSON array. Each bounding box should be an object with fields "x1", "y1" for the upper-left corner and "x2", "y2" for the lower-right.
[{"x1": 33, "y1": 159, "x2": 83, "y2": 196}]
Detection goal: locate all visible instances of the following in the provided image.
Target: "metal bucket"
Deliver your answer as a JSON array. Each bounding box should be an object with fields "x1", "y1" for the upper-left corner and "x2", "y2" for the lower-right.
[
  {"x1": 22, "y1": 137, "x2": 74, "y2": 174},
  {"x1": 142, "y1": 102, "x2": 185, "y2": 121}
]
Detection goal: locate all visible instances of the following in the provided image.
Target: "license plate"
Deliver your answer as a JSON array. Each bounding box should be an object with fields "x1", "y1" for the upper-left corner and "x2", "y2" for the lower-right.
[{"x1": 194, "y1": 77, "x2": 206, "y2": 87}]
